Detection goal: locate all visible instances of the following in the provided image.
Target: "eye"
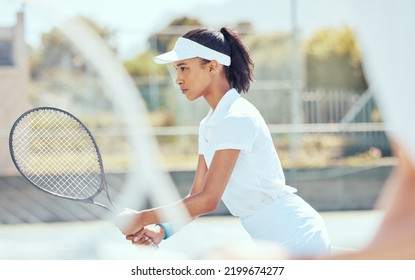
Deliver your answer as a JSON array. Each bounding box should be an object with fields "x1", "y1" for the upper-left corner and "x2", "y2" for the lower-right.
[{"x1": 179, "y1": 66, "x2": 187, "y2": 72}]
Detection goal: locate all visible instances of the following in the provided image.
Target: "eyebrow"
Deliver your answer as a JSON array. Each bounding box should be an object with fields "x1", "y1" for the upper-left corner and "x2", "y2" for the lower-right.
[{"x1": 174, "y1": 62, "x2": 187, "y2": 68}]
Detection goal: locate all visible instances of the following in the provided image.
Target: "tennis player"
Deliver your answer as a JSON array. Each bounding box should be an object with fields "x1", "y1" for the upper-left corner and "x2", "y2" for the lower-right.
[{"x1": 113, "y1": 27, "x2": 330, "y2": 256}]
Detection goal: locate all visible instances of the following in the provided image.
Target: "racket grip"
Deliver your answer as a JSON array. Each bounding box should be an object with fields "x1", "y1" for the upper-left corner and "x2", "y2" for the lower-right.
[
  {"x1": 134, "y1": 235, "x2": 158, "y2": 249},
  {"x1": 138, "y1": 234, "x2": 158, "y2": 248},
  {"x1": 149, "y1": 241, "x2": 158, "y2": 248}
]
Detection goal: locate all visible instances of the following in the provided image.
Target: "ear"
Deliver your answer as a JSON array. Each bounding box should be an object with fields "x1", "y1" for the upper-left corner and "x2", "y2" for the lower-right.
[{"x1": 208, "y1": 60, "x2": 220, "y2": 74}]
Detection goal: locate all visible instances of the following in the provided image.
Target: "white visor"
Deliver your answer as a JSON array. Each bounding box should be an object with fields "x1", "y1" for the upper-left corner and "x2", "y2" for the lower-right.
[{"x1": 153, "y1": 37, "x2": 231, "y2": 66}]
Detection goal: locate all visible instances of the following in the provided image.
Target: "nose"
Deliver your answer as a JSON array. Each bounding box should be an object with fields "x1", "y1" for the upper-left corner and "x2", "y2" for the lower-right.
[{"x1": 175, "y1": 74, "x2": 183, "y2": 86}]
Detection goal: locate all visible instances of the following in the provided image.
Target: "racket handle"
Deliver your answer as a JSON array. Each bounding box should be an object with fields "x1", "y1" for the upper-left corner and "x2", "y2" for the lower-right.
[
  {"x1": 146, "y1": 235, "x2": 159, "y2": 248},
  {"x1": 149, "y1": 241, "x2": 158, "y2": 248},
  {"x1": 135, "y1": 237, "x2": 158, "y2": 249},
  {"x1": 134, "y1": 234, "x2": 158, "y2": 249}
]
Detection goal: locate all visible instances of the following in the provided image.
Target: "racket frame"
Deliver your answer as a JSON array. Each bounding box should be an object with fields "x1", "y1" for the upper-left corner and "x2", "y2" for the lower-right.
[{"x1": 9, "y1": 106, "x2": 116, "y2": 212}]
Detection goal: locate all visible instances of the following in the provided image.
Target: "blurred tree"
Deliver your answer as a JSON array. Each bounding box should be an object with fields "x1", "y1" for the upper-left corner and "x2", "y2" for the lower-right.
[
  {"x1": 304, "y1": 26, "x2": 368, "y2": 91},
  {"x1": 123, "y1": 50, "x2": 165, "y2": 77},
  {"x1": 244, "y1": 32, "x2": 292, "y2": 80},
  {"x1": 29, "y1": 16, "x2": 117, "y2": 79},
  {"x1": 123, "y1": 17, "x2": 203, "y2": 78},
  {"x1": 149, "y1": 17, "x2": 203, "y2": 53},
  {"x1": 27, "y1": 16, "x2": 118, "y2": 113}
]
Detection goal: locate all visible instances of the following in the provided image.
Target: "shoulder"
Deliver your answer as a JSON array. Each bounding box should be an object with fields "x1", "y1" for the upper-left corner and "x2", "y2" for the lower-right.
[
  {"x1": 225, "y1": 97, "x2": 261, "y2": 124},
  {"x1": 215, "y1": 99, "x2": 262, "y2": 137}
]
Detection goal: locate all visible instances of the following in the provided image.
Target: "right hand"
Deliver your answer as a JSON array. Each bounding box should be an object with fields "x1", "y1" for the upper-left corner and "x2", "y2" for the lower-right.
[
  {"x1": 127, "y1": 224, "x2": 166, "y2": 246},
  {"x1": 111, "y1": 208, "x2": 145, "y2": 236}
]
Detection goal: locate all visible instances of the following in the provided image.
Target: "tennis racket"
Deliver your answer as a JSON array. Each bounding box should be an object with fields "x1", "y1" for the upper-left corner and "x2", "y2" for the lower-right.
[{"x1": 9, "y1": 106, "x2": 157, "y2": 247}]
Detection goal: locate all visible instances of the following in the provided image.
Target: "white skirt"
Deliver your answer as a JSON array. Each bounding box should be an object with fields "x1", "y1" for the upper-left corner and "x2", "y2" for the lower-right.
[{"x1": 240, "y1": 192, "x2": 331, "y2": 256}]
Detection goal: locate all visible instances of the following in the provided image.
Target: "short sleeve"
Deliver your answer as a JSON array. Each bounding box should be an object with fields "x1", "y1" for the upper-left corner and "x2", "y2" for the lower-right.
[{"x1": 212, "y1": 116, "x2": 257, "y2": 152}]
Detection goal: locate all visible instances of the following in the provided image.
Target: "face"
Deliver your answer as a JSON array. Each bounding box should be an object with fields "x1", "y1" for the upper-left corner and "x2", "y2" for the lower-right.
[{"x1": 174, "y1": 58, "x2": 212, "y2": 101}]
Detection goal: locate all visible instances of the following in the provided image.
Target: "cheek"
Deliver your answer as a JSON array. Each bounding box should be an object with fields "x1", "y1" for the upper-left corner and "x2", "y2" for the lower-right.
[{"x1": 193, "y1": 72, "x2": 211, "y2": 89}]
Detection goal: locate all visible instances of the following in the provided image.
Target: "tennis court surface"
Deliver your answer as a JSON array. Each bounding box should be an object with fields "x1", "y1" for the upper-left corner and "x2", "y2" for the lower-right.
[{"x1": 0, "y1": 210, "x2": 383, "y2": 259}]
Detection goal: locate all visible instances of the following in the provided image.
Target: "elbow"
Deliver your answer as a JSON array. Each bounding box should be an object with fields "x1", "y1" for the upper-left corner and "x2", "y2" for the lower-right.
[
  {"x1": 186, "y1": 191, "x2": 222, "y2": 217},
  {"x1": 190, "y1": 196, "x2": 220, "y2": 217},
  {"x1": 203, "y1": 199, "x2": 219, "y2": 214}
]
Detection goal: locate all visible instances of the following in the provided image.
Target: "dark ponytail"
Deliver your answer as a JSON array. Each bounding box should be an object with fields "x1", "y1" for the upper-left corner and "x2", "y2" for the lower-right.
[
  {"x1": 183, "y1": 27, "x2": 254, "y2": 93},
  {"x1": 220, "y1": 27, "x2": 254, "y2": 93}
]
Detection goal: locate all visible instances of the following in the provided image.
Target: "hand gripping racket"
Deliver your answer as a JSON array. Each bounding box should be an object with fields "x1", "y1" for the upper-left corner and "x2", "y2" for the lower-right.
[{"x1": 9, "y1": 106, "x2": 157, "y2": 247}]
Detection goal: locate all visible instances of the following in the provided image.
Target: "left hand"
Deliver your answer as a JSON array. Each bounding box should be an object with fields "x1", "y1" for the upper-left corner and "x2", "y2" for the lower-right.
[{"x1": 112, "y1": 208, "x2": 144, "y2": 236}]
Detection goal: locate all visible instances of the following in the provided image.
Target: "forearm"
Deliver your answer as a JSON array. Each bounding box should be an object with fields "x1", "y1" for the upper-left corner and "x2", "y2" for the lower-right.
[
  {"x1": 143, "y1": 150, "x2": 237, "y2": 223},
  {"x1": 141, "y1": 192, "x2": 219, "y2": 226},
  {"x1": 183, "y1": 192, "x2": 220, "y2": 216}
]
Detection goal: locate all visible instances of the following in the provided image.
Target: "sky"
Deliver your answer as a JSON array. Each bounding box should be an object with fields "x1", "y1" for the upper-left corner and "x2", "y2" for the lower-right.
[{"x1": 1, "y1": 0, "x2": 360, "y2": 59}]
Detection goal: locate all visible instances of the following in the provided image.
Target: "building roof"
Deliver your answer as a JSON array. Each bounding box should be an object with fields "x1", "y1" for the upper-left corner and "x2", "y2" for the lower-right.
[{"x1": 0, "y1": 173, "x2": 128, "y2": 224}]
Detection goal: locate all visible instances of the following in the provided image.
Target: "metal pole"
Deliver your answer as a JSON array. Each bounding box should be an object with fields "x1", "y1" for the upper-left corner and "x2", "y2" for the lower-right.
[
  {"x1": 291, "y1": 0, "x2": 301, "y2": 125},
  {"x1": 289, "y1": 0, "x2": 302, "y2": 170}
]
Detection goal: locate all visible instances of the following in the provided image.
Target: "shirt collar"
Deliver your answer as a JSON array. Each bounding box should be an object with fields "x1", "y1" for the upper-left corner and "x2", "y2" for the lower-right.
[{"x1": 206, "y1": 88, "x2": 240, "y2": 126}]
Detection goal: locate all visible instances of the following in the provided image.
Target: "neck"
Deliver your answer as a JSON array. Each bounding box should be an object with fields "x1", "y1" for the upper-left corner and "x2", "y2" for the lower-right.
[{"x1": 204, "y1": 82, "x2": 231, "y2": 110}]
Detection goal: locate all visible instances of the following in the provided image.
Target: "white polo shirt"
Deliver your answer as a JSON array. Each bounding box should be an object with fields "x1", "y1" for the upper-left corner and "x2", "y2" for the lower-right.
[{"x1": 198, "y1": 88, "x2": 296, "y2": 218}]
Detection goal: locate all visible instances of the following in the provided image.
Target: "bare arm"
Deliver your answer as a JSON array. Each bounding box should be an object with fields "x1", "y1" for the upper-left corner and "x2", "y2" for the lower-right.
[
  {"x1": 114, "y1": 149, "x2": 240, "y2": 236},
  {"x1": 182, "y1": 149, "x2": 240, "y2": 216},
  {"x1": 189, "y1": 154, "x2": 209, "y2": 196}
]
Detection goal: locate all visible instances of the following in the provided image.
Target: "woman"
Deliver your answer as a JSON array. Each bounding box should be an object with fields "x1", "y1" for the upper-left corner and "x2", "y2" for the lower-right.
[{"x1": 113, "y1": 27, "x2": 330, "y2": 256}]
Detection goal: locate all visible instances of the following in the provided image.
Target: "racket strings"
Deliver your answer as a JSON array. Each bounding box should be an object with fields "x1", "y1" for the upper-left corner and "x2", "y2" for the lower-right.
[{"x1": 11, "y1": 109, "x2": 103, "y2": 200}]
